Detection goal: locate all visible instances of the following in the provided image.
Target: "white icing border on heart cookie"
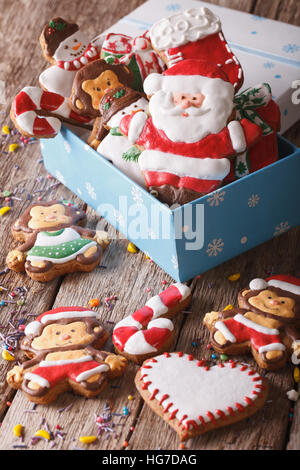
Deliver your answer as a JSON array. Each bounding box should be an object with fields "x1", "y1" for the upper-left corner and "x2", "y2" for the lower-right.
[{"x1": 139, "y1": 352, "x2": 264, "y2": 430}]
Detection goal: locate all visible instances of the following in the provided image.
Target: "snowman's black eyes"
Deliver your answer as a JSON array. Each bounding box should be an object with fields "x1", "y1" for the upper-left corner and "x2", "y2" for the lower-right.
[
  {"x1": 56, "y1": 331, "x2": 61, "y2": 335},
  {"x1": 74, "y1": 39, "x2": 78, "y2": 42},
  {"x1": 64, "y1": 45, "x2": 69, "y2": 49}
]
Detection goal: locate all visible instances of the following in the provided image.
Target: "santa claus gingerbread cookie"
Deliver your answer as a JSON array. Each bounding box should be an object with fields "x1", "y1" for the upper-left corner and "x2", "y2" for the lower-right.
[
  {"x1": 112, "y1": 283, "x2": 191, "y2": 363},
  {"x1": 89, "y1": 85, "x2": 149, "y2": 187},
  {"x1": 119, "y1": 59, "x2": 263, "y2": 205},
  {"x1": 69, "y1": 59, "x2": 133, "y2": 119},
  {"x1": 6, "y1": 201, "x2": 110, "y2": 282},
  {"x1": 39, "y1": 17, "x2": 100, "y2": 98},
  {"x1": 204, "y1": 275, "x2": 300, "y2": 371},
  {"x1": 7, "y1": 307, "x2": 127, "y2": 404},
  {"x1": 135, "y1": 352, "x2": 268, "y2": 442}
]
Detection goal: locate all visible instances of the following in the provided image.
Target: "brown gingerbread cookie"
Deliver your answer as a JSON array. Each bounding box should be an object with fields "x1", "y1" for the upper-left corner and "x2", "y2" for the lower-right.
[
  {"x1": 204, "y1": 275, "x2": 300, "y2": 371},
  {"x1": 7, "y1": 307, "x2": 127, "y2": 404},
  {"x1": 6, "y1": 201, "x2": 110, "y2": 282},
  {"x1": 69, "y1": 59, "x2": 133, "y2": 118}
]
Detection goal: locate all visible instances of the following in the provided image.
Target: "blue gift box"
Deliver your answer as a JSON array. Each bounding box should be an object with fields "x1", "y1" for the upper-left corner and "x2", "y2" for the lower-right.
[{"x1": 41, "y1": 128, "x2": 300, "y2": 282}]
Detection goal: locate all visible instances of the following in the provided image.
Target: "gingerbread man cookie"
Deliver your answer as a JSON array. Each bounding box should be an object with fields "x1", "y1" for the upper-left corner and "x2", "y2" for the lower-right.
[
  {"x1": 6, "y1": 201, "x2": 110, "y2": 282},
  {"x1": 7, "y1": 307, "x2": 127, "y2": 404},
  {"x1": 69, "y1": 59, "x2": 133, "y2": 119},
  {"x1": 204, "y1": 275, "x2": 300, "y2": 371},
  {"x1": 39, "y1": 17, "x2": 100, "y2": 98},
  {"x1": 113, "y1": 283, "x2": 191, "y2": 363},
  {"x1": 135, "y1": 352, "x2": 268, "y2": 442}
]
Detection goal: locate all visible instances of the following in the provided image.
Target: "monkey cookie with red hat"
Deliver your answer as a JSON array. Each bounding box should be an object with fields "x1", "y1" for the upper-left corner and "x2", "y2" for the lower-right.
[
  {"x1": 204, "y1": 275, "x2": 300, "y2": 370},
  {"x1": 119, "y1": 59, "x2": 263, "y2": 205},
  {"x1": 7, "y1": 307, "x2": 127, "y2": 404}
]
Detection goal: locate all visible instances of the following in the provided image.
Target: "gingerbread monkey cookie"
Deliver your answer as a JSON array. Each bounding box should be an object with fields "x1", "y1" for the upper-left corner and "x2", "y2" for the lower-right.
[
  {"x1": 204, "y1": 275, "x2": 300, "y2": 370},
  {"x1": 6, "y1": 201, "x2": 110, "y2": 282},
  {"x1": 39, "y1": 17, "x2": 100, "y2": 97},
  {"x1": 135, "y1": 352, "x2": 268, "y2": 441},
  {"x1": 113, "y1": 283, "x2": 191, "y2": 363},
  {"x1": 69, "y1": 59, "x2": 133, "y2": 119},
  {"x1": 7, "y1": 307, "x2": 127, "y2": 404}
]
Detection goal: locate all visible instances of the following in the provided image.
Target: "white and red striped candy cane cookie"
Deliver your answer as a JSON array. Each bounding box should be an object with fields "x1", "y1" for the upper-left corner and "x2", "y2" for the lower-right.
[
  {"x1": 11, "y1": 86, "x2": 91, "y2": 139},
  {"x1": 112, "y1": 283, "x2": 191, "y2": 363}
]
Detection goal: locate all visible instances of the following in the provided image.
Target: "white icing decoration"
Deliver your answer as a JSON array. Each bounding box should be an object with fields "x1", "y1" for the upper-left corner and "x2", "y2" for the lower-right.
[
  {"x1": 139, "y1": 150, "x2": 230, "y2": 180},
  {"x1": 233, "y1": 313, "x2": 281, "y2": 336},
  {"x1": 106, "y1": 98, "x2": 148, "y2": 128},
  {"x1": 268, "y1": 280, "x2": 300, "y2": 296},
  {"x1": 24, "y1": 372, "x2": 50, "y2": 388},
  {"x1": 39, "y1": 355, "x2": 94, "y2": 367},
  {"x1": 227, "y1": 121, "x2": 246, "y2": 153},
  {"x1": 150, "y1": 7, "x2": 221, "y2": 51},
  {"x1": 53, "y1": 31, "x2": 90, "y2": 62},
  {"x1": 124, "y1": 331, "x2": 157, "y2": 355},
  {"x1": 258, "y1": 343, "x2": 286, "y2": 354},
  {"x1": 24, "y1": 321, "x2": 41, "y2": 337},
  {"x1": 147, "y1": 318, "x2": 174, "y2": 331},
  {"x1": 215, "y1": 320, "x2": 237, "y2": 343},
  {"x1": 145, "y1": 295, "x2": 169, "y2": 318},
  {"x1": 141, "y1": 353, "x2": 262, "y2": 427},
  {"x1": 76, "y1": 364, "x2": 109, "y2": 382},
  {"x1": 128, "y1": 111, "x2": 148, "y2": 144},
  {"x1": 40, "y1": 310, "x2": 97, "y2": 325},
  {"x1": 172, "y1": 283, "x2": 191, "y2": 300},
  {"x1": 39, "y1": 65, "x2": 76, "y2": 98},
  {"x1": 34, "y1": 228, "x2": 80, "y2": 247},
  {"x1": 249, "y1": 278, "x2": 268, "y2": 291}
]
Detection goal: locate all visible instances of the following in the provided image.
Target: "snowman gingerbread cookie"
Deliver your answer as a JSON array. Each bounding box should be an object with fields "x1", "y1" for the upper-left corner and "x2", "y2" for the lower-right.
[
  {"x1": 89, "y1": 86, "x2": 149, "y2": 187},
  {"x1": 6, "y1": 201, "x2": 110, "y2": 282},
  {"x1": 39, "y1": 17, "x2": 100, "y2": 98},
  {"x1": 204, "y1": 275, "x2": 300, "y2": 370},
  {"x1": 7, "y1": 307, "x2": 127, "y2": 404}
]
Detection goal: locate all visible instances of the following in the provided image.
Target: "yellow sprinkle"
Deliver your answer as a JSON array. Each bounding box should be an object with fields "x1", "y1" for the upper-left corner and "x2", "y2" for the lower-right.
[
  {"x1": 13, "y1": 424, "x2": 24, "y2": 437},
  {"x1": 128, "y1": 395, "x2": 134, "y2": 401},
  {"x1": 79, "y1": 435, "x2": 97, "y2": 444},
  {"x1": 294, "y1": 367, "x2": 300, "y2": 383},
  {"x1": 223, "y1": 304, "x2": 234, "y2": 311},
  {"x1": 2, "y1": 349, "x2": 15, "y2": 361},
  {"x1": 2, "y1": 125, "x2": 10, "y2": 135},
  {"x1": 0, "y1": 207, "x2": 11, "y2": 216},
  {"x1": 127, "y1": 242, "x2": 138, "y2": 254},
  {"x1": 8, "y1": 143, "x2": 19, "y2": 153},
  {"x1": 35, "y1": 429, "x2": 50, "y2": 440},
  {"x1": 228, "y1": 273, "x2": 240, "y2": 282}
]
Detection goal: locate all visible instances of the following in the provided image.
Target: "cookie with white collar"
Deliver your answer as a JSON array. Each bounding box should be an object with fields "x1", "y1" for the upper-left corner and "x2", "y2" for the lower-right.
[
  {"x1": 112, "y1": 283, "x2": 191, "y2": 364},
  {"x1": 39, "y1": 18, "x2": 100, "y2": 98},
  {"x1": 135, "y1": 352, "x2": 268, "y2": 441}
]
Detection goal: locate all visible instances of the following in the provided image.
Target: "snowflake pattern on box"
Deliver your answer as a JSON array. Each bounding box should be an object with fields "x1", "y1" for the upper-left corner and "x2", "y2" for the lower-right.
[
  {"x1": 207, "y1": 190, "x2": 226, "y2": 207},
  {"x1": 63, "y1": 139, "x2": 71, "y2": 154},
  {"x1": 55, "y1": 170, "x2": 66, "y2": 186},
  {"x1": 274, "y1": 221, "x2": 290, "y2": 237},
  {"x1": 206, "y1": 238, "x2": 224, "y2": 257},
  {"x1": 171, "y1": 255, "x2": 179, "y2": 270},
  {"x1": 113, "y1": 208, "x2": 126, "y2": 229},
  {"x1": 248, "y1": 194, "x2": 260, "y2": 208},
  {"x1": 131, "y1": 186, "x2": 144, "y2": 208},
  {"x1": 282, "y1": 44, "x2": 300, "y2": 54},
  {"x1": 85, "y1": 182, "x2": 97, "y2": 200}
]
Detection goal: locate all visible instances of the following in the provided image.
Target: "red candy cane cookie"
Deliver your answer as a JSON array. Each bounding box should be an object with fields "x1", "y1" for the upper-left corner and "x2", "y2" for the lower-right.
[
  {"x1": 11, "y1": 86, "x2": 91, "y2": 139},
  {"x1": 113, "y1": 283, "x2": 191, "y2": 363}
]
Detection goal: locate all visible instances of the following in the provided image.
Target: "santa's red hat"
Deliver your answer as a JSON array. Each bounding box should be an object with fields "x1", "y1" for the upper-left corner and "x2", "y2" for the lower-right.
[
  {"x1": 143, "y1": 59, "x2": 231, "y2": 96},
  {"x1": 249, "y1": 275, "x2": 300, "y2": 296},
  {"x1": 24, "y1": 307, "x2": 97, "y2": 337}
]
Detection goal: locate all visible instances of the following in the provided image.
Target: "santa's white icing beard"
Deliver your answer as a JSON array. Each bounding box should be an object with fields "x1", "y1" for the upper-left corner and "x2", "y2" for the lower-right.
[{"x1": 148, "y1": 76, "x2": 235, "y2": 143}]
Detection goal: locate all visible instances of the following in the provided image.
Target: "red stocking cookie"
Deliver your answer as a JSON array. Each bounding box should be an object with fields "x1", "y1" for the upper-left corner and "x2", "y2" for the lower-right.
[
  {"x1": 149, "y1": 6, "x2": 243, "y2": 91},
  {"x1": 135, "y1": 352, "x2": 268, "y2": 441},
  {"x1": 7, "y1": 307, "x2": 127, "y2": 404},
  {"x1": 113, "y1": 283, "x2": 191, "y2": 363},
  {"x1": 11, "y1": 86, "x2": 92, "y2": 139}
]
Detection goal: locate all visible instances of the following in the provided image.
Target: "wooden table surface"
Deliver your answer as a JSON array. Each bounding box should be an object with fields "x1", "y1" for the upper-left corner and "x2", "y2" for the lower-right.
[{"x1": 0, "y1": 0, "x2": 299, "y2": 451}]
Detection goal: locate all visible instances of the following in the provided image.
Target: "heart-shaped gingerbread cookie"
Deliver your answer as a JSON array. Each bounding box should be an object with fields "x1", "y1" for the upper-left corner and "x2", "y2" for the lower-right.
[{"x1": 135, "y1": 352, "x2": 268, "y2": 441}]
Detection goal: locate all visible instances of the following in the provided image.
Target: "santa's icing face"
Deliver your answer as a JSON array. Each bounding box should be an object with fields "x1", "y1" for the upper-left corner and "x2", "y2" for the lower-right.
[{"x1": 145, "y1": 65, "x2": 235, "y2": 144}]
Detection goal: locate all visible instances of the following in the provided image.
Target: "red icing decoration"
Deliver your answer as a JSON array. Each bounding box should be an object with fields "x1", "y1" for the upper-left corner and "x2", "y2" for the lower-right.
[
  {"x1": 14, "y1": 91, "x2": 37, "y2": 115},
  {"x1": 132, "y1": 306, "x2": 154, "y2": 326},
  {"x1": 40, "y1": 90, "x2": 64, "y2": 112},
  {"x1": 33, "y1": 116, "x2": 56, "y2": 136},
  {"x1": 159, "y1": 285, "x2": 182, "y2": 307},
  {"x1": 143, "y1": 327, "x2": 172, "y2": 349}
]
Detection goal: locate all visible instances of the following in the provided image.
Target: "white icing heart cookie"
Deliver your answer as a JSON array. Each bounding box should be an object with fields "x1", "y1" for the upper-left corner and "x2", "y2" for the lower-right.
[{"x1": 135, "y1": 352, "x2": 268, "y2": 441}]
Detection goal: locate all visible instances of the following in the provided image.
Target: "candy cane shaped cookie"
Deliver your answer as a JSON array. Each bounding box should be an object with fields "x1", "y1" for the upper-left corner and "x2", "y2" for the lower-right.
[
  {"x1": 11, "y1": 86, "x2": 92, "y2": 139},
  {"x1": 113, "y1": 283, "x2": 191, "y2": 363}
]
